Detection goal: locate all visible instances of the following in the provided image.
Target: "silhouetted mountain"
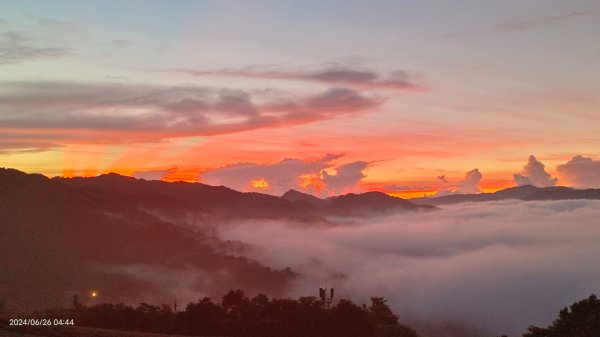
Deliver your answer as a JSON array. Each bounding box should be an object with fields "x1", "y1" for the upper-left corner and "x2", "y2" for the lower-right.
[
  {"x1": 411, "y1": 185, "x2": 600, "y2": 205},
  {"x1": 0, "y1": 168, "x2": 295, "y2": 312},
  {"x1": 57, "y1": 174, "x2": 328, "y2": 224},
  {"x1": 323, "y1": 191, "x2": 436, "y2": 217},
  {"x1": 488, "y1": 185, "x2": 540, "y2": 199},
  {"x1": 282, "y1": 189, "x2": 435, "y2": 217},
  {"x1": 0, "y1": 168, "x2": 439, "y2": 312},
  {"x1": 281, "y1": 189, "x2": 334, "y2": 208}
]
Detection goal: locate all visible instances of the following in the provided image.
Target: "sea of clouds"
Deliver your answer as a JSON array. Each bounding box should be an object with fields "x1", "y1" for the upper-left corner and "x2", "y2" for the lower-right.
[{"x1": 215, "y1": 199, "x2": 600, "y2": 336}]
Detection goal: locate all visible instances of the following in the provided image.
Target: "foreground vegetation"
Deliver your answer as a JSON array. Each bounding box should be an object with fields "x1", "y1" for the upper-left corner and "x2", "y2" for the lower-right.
[
  {"x1": 1, "y1": 290, "x2": 419, "y2": 337},
  {"x1": 522, "y1": 294, "x2": 600, "y2": 337},
  {"x1": 3, "y1": 292, "x2": 599, "y2": 337}
]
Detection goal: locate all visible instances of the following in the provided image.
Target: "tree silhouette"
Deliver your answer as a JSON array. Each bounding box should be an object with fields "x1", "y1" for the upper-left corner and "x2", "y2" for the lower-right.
[
  {"x1": 369, "y1": 297, "x2": 419, "y2": 337},
  {"x1": 524, "y1": 294, "x2": 600, "y2": 337},
  {"x1": 63, "y1": 290, "x2": 421, "y2": 337}
]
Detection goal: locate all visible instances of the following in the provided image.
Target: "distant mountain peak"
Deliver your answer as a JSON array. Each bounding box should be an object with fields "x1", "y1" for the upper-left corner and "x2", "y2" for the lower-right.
[
  {"x1": 282, "y1": 188, "x2": 305, "y2": 196},
  {"x1": 282, "y1": 188, "x2": 321, "y2": 198},
  {"x1": 324, "y1": 190, "x2": 435, "y2": 217},
  {"x1": 281, "y1": 188, "x2": 331, "y2": 208}
]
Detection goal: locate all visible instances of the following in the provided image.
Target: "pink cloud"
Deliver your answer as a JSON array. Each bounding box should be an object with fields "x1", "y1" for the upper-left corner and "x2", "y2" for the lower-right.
[
  {"x1": 556, "y1": 155, "x2": 600, "y2": 188},
  {"x1": 513, "y1": 155, "x2": 558, "y2": 187}
]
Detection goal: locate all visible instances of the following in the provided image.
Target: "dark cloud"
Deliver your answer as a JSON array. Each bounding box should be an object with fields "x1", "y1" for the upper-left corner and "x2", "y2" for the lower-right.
[
  {"x1": 514, "y1": 155, "x2": 558, "y2": 187},
  {"x1": 0, "y1": 31, "x2": 68, "y2": 64},
  {"x1": 217, "y1": 199, "x2": 600, "y2": 337},
  {"x1": 0, "y1": 82, "x2": 382, "y2": 151},
  {"x1": 556, "y1": 155, "x2": 600, "y2": 188},
  {"x1": 177, "y1": 65, "x2": 421, "y2": 91}
]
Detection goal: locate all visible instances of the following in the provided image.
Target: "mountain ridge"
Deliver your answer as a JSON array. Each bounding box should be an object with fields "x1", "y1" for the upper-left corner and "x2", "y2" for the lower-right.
[
  {"x1": 0, "y1": 168, "x2": 295, "y2": 312},
  {"x1": 410, "y1": 185, "x2": 600, "y2": 206}
]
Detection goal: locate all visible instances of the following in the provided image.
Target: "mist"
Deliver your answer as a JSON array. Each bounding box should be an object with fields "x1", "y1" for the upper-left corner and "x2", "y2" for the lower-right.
[{"x1": 214, "y1": 199, "x2": 600, "y2": 336}]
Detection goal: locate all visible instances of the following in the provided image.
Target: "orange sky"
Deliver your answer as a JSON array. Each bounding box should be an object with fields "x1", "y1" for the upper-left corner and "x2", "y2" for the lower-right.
[{"x1": 1, "y1": 1, "x2": 599, "y2": 197}]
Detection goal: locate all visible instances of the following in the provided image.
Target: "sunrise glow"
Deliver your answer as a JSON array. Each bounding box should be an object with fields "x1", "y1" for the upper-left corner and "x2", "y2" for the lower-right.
[
  {"x1": 0, "y1": 1, "x2": 598, "y2": 197},
  {"x1": 2, "y1": 3, "x2": 600, "y2": 337},
  {"x1": 251, "y1": 178, "x2": 270, "y2": 190}
]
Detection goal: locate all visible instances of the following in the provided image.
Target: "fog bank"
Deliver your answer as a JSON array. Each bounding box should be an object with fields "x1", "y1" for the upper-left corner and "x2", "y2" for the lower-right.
[{"x1": 216, "y1": 200, "x2": 600, "y2": 336}]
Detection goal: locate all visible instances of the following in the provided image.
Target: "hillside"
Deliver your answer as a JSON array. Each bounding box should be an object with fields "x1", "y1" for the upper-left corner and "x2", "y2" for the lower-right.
[
  {"x1": 281, "y1": 189, "x2": 335, "y2": 208},
  {"x1": 282, "y1": 189, "x2": 435, "y2": 217},
  {"x1": 322, "y1": 192, "x2": 436, "y2": 216},
  {"x1": 410, "y1": 185, "x2": 600, "y2": 206},
  {"x1": 0, "y1": 168, "x2": 436, "y2": 313},
  {"x1": 57, "y1": 174, "x2": 328, "y2": 224},
  {"x1": 0, "y1": 168, "x2": 295, "y2": 312}
]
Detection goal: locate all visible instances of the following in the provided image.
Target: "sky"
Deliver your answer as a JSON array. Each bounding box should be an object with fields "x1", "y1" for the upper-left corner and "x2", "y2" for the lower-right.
[{"x1": 1, "y1": 0, "x2": 599, "y2": 197}]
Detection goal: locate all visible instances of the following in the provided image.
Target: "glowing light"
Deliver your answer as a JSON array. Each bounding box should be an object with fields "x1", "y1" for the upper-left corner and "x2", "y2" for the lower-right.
[
  {"x1": 63, "y1": 169, "x2": 76, "y2": 178},
  {"x1": 90, "y1": 291, "x2": 98, "y2": 298},
  {"x1": 163, "y1": 168, "x2": 200, "y2": 182},
  {"x1": 299, "y1": 174, "x2": 325, "y2": 192},
  {"x1": 251, "y1": 178, "x2": 270, "y2": 189},
  {"x1": 83, "y1": 168, "x2": 97, "y2": 177}
]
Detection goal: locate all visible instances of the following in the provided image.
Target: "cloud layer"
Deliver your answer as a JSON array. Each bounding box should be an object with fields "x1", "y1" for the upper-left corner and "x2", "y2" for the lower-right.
[
  {"x1": 215, "y1": 199, "x2": 600, "y2": 337},
  {"x1": 0, "y1": 82, "x2": 382, "y2": 151}
]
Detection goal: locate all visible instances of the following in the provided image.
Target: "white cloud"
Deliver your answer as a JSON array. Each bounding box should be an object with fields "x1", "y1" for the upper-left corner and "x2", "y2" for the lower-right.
[
  {"x1": 435, "y1": 169, "x2": 482, "y2": 196},
  {"x1": 513, "y1": 155, "x2": 558, "y2": 187},
  {"x1": 456, "y1": 169, "x2": 482, "y2": 194},
  {"x1": 556, "y1": 155, "x2": 600, "y2": 188},
  {"x1": 322, "y1": 161, "x2": 368, "y2": 195}
]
